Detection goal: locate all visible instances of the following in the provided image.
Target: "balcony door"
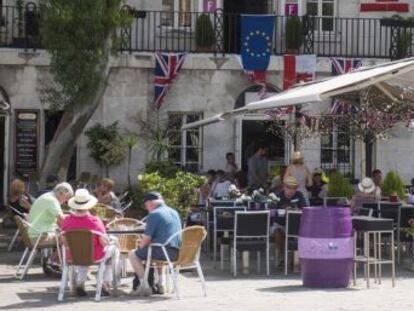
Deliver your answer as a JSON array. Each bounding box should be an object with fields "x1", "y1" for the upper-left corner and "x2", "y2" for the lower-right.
[{"x1": 224, "y1": 0, "x2": 268, "y2": 53}]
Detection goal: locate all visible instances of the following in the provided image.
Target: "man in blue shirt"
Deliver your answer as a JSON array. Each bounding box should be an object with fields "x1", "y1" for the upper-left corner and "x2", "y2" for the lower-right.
[{"x1": 128, "y1": 192, "x2": 182, "y2": 296}]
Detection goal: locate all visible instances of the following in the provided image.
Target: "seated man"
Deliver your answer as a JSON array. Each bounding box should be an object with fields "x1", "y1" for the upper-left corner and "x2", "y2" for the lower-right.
[
  {"x1": 27, "y1": 182, "x2": 74, "y2": 274},
  {"x1": 61, "y1": 189, "x2": 119, "y2": 297},
  {"x1": 128, "y1": 192, "x2": 182, "y2": 296},
  {"x1": 271, "y1": 176, "x2": 307, "y2": 266},
  {"x1": 211, "y1": 170, "x2": 232, "y2": 199},
  {"x1": 307, "y1": 168, "x2": 327, "y2": 206}
]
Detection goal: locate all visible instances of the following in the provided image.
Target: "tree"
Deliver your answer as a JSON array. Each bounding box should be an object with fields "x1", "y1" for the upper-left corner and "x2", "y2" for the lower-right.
[
  {"x1": 123, "y1": 133, "x2": 138, "y2": 187},
  {"x1": 85, "y1": 122, "x2": 126, "y2": 177},
  {"x1": 267, "y1": 85, "x2": 414, "y2": 176},
  {"x1": 38, "y1": 0, "x2": 130, "y2": 185}
]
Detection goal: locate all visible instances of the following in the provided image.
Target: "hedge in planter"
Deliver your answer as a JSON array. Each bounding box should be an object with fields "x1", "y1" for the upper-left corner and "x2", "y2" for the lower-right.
[
  {"x1": 285, "y1": 16, "x2": 303, "y2": 51},
  {"x1": 327, "y1": 171, "x2": 354, "y2": 198},
  {"x1": 382, "y1": 170, "x2": 406, "y2": 200},
  {"x1": 196, "y1": 14, "x2": 215, "y2": 51}
]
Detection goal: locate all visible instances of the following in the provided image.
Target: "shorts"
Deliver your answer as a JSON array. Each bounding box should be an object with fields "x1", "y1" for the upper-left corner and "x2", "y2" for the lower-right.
[{"x1": 135, "y1": 245, "x2": 179, "y2": 262}]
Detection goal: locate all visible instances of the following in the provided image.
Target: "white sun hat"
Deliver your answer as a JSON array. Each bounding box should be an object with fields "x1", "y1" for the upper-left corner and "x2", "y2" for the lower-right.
[
  {"x1": 358, "y1": 177, "x2": 376, "y2": 194},
  {"x1": 68, "y1": 189, "x2": 98, "y2": 211}
]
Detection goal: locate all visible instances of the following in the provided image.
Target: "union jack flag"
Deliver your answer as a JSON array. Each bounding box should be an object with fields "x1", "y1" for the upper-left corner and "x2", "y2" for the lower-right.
[
  {"x1": 154, "y1": 52, "x2": 186, "y2": 110},
  {"x1": 330, "y1": 58, "x2": 362, "y2": 114}
]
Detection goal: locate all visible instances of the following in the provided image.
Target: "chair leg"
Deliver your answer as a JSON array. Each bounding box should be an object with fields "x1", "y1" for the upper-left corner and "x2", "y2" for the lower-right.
[
  {"x1": 284, "y1": 245, "x2": 288, "y2": 276},
  {"x1": 196, "y1": 261, "x2": 207, "y2": 297},
  {"x1": 58, "y1": 264, "x2": 69, "y2": 302},
  {"x1": 257, "y1": 252, "x2": 261, "y2": 274},
  {"x1": 8, "y1": 229, "x2": 20, "y2": 252},
  {"x1": 15, "y1": 247, "x2": 29, "y2": 278},
  {"x1": 220, "y1": 244, "x2": 224, "y2": 271},
  {"x1": 233, "y1": 247, "x2": 237, "y2": 277},
  {"x1": 21, "y1": 245, "x2": 40, "y2": 280},
  {"x1": 69, "y1": 266, "x2": 77, "y2": 294},
  {"x1": 213, "y1": 233, "x2": 217, "y2": 265},
  {"x1": 266, "y1": 243, "x2": 270, "y2": 276},
  {"x1": 169, "y1": 265, "x2": 181, "y2": 299},
  {"x1": 95, "y1": 262, "x2": 106, "y2": 302}
]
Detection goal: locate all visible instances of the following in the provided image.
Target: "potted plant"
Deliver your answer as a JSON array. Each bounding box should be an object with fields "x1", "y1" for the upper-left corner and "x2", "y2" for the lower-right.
[
  {"x1": 397, "y1": 29, "x2": 413, "y2": 59},
  {"x1": 285, "y1": 16, "x2": 303, "y2": 52},
  {"x1": 195, "y1": 14, "x2": 215, "y2": 52},
  {"x1": 327, "y1": 171, "x2": 354, "y2": 199},
  {"x1": 382, "y1": 170, "x2": 406, "y2": 201}
]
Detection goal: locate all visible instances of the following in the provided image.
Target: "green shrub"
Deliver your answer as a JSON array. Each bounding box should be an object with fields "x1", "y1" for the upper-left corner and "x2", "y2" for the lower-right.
[
  {"x1": 131, "y1": 170, "x2": 206, "y2": 218},
  {"x1": 382, "y1": 170, "x2": 406, "y2": 200},
  {"x1": 195, "y1": 14, "x2": 215, "y2": 49},
  {"x1": 285, "y1": 16, "x2": 303, "y2": 50},
  {"x1": 145, "y1": 160, "x2": 180, "y2": 179},
  {"x1": 327, "y1": 171, "x2": 354, "y2": 198}
]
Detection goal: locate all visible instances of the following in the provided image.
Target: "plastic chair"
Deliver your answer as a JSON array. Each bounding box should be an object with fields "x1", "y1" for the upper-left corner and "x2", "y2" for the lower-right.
[
  {"x1": 14, "y1": 216, "x2": 59, "y2": 280},
  {"x1": 106, "y1": 218, "x2": 144, "y2": 277},
  {"x1": 58, "y1": 229, "x2": 119, "y2": 302},
  {"x1": 232, "y1": 211, "x2": 270, "y2": 277},
  {"x1": 7, "y1": 206, "x2": 27, "y2": 252},
  {"x1": 142, "y1": 226, "x2": 207, "y2": 299},
  {"x1": 284, "y1": 210, "x2": 302, "y2": 276}
]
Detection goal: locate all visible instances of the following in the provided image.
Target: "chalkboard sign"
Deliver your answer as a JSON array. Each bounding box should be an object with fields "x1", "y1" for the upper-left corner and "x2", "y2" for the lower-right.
[{"x1": 15, "y1": 110, "x2": 39, "y2": 178}]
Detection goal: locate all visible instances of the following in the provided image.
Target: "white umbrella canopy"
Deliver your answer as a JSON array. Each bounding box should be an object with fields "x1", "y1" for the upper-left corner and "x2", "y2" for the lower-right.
[{"x1": 182, "y1": 57, "x2": 414, "y2": 130}]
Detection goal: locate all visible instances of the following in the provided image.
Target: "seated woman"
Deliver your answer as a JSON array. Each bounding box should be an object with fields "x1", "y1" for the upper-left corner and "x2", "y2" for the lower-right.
[
  {"x1": 61, "y1": 189, "x2": 119, "y2": 297},
  {"x1": 350, "y1": 177, "x2": 377, "y2": 211},
  {"x1": 95, "y1": 178, "x2": 121, "y2": 210},
  {"x1": 234, "y1": 171, "x2": 249, "y2": 195},
  {"x1": 307, "y1": 169, "x2": 327, "y2": 206},
  {"x1": 8, "y1": 178, "x2": 32, "y2": 217}
]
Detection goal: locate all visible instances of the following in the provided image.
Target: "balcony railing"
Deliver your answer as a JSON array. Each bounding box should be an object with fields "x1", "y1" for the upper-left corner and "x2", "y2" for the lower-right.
[{"x1": 1, "y1": 5, "x2": 413, "y2": 60}]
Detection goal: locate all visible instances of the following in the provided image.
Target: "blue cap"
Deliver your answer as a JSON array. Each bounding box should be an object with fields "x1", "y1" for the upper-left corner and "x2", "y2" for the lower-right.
[{"x1": 143, "y1": 191, "x2": 163, "y2": 203}]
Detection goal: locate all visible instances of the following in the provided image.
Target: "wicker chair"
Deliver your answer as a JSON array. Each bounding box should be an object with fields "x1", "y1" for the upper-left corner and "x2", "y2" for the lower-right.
[
  {"x1": 90, "y1": 204, "x2": 122, "y2": 222},
  {"x1": 142, "y1": 226, "x2": 207, "y2": 299},
  {"x1": 14, "y1": 216, "x2": 59, "y2": 280},
  {"x1": 58, "y1": 229, "x2": 119, "y2": 302},
  {"x1": 106, "y1": 218, "x2": 145, "y2": 277}
]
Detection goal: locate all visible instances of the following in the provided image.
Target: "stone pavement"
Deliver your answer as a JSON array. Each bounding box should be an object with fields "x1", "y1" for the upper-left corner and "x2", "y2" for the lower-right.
[{"x1": 1, "y1": 228, "x2": 414, "y2": 311}]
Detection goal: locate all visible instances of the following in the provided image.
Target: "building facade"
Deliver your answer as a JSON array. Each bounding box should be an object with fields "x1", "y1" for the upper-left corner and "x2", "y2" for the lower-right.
[{"x1": 1, "y1": 0, "x2": 414, "y2": 206}]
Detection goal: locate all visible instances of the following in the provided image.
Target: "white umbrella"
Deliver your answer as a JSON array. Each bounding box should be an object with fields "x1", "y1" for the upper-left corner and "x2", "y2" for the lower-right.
[{"x1": 182, "y1": 57, "x2": 414, "y2": 130}]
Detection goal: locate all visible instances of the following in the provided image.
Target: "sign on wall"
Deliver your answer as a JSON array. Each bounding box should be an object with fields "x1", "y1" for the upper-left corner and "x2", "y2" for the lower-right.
[
  {"x1": 15, "y1": 110, "x2": 39, "y2": 178},
  {"x1": 203, "y1": 0, "x2": 217, "y2": 12}
]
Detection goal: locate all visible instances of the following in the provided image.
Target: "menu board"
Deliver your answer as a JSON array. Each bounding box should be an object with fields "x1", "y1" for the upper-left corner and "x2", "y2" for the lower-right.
[{"x1": 15, "y1": 110, "x2": 39, "y2": 177}]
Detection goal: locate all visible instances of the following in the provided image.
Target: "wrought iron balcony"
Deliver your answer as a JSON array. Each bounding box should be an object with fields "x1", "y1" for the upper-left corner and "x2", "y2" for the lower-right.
[{"x1": 1, "y1": 4, "x2": 413, "y2": 60}]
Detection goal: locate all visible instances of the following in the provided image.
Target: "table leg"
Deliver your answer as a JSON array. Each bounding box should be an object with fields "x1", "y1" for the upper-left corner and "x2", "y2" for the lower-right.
[{"x1": 242, "y1": 251, "x2": 249, "y2": 274}]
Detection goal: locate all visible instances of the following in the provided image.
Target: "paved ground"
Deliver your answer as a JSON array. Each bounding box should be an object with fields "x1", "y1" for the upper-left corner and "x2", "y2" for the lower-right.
[{"x1": 1, "y1": 227, "x2": 414, "y2": 311}]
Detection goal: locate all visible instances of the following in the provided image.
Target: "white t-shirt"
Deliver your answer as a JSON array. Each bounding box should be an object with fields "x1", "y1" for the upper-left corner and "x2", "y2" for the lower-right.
[{"x1": 212, "y1": 181, "x2": 232, "y2": 198}]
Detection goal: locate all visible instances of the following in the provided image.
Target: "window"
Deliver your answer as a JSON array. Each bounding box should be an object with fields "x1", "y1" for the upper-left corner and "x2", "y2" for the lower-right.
[
  {"x1": 168, "y1": 112, "x2": 203, "y2": 172},
  {"x1": 306, "y1": 0, "x2": 335, "y2": 32},
  {"x1": 162, "y1": 0, "x2": 191, "y2": 27},
  {"x1": 320, "y1": 125, "x2": 354, "y2": 177}
]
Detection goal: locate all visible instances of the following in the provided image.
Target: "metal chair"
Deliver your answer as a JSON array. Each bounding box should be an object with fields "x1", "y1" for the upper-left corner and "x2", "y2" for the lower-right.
[
  {"x1": 7, "y1": 206, "x2": 27, "y2": 252},
  {"x1": 247, "y1": 201, "x2": 269, "y2": 211},
  {"x1": 232, "y1": 211, "x2": 270, "y2": 277},
  {"x1": 118, "y1": 191, "x2": 129, "y2": 203},
  {"x1": 58, "y1": 229, "x2": 119, "y2": 302},
  {"x1": 142, "y1": 226, "x2": 207, "y2": 299},
  {"x1": 14, "y1": 216, "x2": 59, "y2": 280},
  {"x1": 119, "y1": 200, "x2": 133, "y2": 215},
  {"x1": 357, "y1": 207, "x2": 374, "y2": 217},
  {"x1": 213, "y1": 206, "x2": 246, "y2": 265},
  {"x1": 361, "y1": 202, "x2": 380, "y2": 218},
  {"x1": 285, "y1": 210, "x2": 302, "y2": 275},
  {"x1": 397, "y1": 205, "x2": 414, "y2": 263},
  {"x1": 323, "y1": 196, "x2": 349, "y2": 207}
]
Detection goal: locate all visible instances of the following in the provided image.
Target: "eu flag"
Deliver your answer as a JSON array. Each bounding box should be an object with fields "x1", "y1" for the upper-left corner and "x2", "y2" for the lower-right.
[{"x1": 240, "y1": 15, "x2": 275, "y2": 71}]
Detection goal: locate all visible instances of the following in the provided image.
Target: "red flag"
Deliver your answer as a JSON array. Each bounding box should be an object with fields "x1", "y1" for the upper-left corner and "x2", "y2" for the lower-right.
[{"x1": 283, "y1": 54, "x2": 316, "y2": 90}]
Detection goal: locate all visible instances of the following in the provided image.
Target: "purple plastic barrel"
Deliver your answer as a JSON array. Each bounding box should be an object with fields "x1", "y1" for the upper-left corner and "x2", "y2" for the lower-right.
[{"x1": 298, "y1": 207, "x2": 353, "y2": 288}]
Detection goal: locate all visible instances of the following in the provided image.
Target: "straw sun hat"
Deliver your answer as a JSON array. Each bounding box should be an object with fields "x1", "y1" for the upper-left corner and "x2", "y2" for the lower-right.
[
  {"x1": 358, "y1": 177, "x2": 376, "y2": 194},
  {"x1": 68, "y1": 189, "x2": 98, "y2": 211}
]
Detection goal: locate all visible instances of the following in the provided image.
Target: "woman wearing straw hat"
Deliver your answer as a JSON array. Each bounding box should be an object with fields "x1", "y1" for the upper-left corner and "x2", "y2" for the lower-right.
[
  {"x1": 285, "y1": 151, "x2": 312, "y2": 206},
  {"x1": 350, "y1": 177, "x2": 377, "y2": 211},
  {"x1": 61, "y1": 189, "x2": 119, "y2": 297}
]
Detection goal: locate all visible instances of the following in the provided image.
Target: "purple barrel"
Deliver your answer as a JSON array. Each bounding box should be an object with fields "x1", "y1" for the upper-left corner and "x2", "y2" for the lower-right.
[{"x1": 298, "y1": 207, "x2": 353, "y2": 288}]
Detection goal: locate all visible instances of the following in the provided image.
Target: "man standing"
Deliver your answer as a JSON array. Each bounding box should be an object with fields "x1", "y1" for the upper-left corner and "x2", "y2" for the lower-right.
[
  {"x1": 247, "y1": 144, "x2": 269, "y2": 189},
  {"x1": 225, "y1": 152, "x2": 238, "y2": 181},
  {"x1": 128, "y1": 192, "x2": 182, "y2": 296}
]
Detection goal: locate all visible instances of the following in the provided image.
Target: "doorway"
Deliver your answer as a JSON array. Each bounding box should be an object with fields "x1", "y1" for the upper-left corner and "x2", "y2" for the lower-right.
[
  {"x1": 240, "y1": 118, "x2": 286, "y2": 173},
  {"x1": 44, "y1": 111, "x2": 77, "y2": 181},
  {"x1": 224, "y1": 0, "x2": 269, "y2": 53}
]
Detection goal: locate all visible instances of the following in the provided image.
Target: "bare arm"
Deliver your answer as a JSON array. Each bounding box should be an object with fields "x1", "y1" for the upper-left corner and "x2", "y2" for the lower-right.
[{"x1": 139, "y1": 234, "x2": 152, "y2": 249}]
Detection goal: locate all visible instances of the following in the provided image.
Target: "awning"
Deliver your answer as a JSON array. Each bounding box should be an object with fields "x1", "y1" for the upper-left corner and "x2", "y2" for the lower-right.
[{"x1": 182, "y1": 57, "x2": 414, "y2": 130}]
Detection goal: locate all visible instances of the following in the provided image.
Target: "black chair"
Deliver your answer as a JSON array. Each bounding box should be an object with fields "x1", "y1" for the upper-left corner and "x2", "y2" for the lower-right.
[
  {"x1": 247, "y1": 201, "x2": 269, "y2": 211},
  {"x1": 357, "y1": 207, "x2": 373, "y2": 217},
  {"x1": 397, "y1": 206, "x2": 414, "y2": 263},
  {"x1": 285, "y1": 210, "x2": 302, "y2": 275},
  {"x1": 323, "y1": 196, "x2": 349, "y2": 207},
  {"x1": 232, "y1": 211, "x2": 270, "y2": 277},
  {"x1": 361, "y1": 202, "x2": 380, "y2": 218},
  {"x1": 379, "y1": 202, "x2": 400, "y2": 225},
  {"x1": 213, "y1": 206, "x2": 246, "y2": 266}
]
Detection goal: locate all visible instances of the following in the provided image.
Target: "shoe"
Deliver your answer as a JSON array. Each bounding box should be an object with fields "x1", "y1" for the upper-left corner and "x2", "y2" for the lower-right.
[
  {"x1": 132, "y1": 275, "x2": 140, "y2": 291},
  {"x1": 133, "y1": 284, "x2": 152, "y2": 297},
  {"x1": 156, "y1": 284, "x2": 166, "y2": 295},
  {"x1": 76, "y1": 287, "x2": 88, "y2": 297},
  {"x1": 101, "y1": 286, "x2": 111, "y2": 297}
]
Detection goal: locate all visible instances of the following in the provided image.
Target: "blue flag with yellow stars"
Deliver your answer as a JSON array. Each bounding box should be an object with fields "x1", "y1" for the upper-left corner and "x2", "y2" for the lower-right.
[{"x1": 240, "y1": 15, "x2": 275, "y2": 71}]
